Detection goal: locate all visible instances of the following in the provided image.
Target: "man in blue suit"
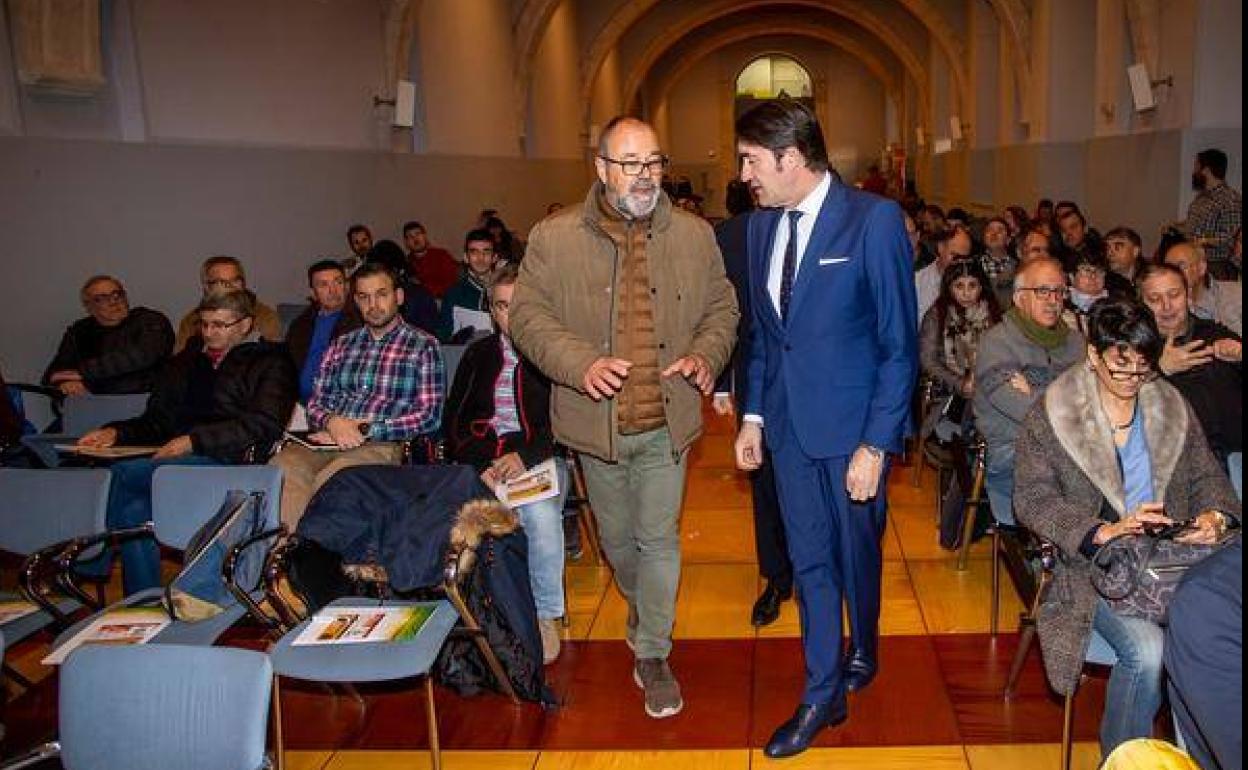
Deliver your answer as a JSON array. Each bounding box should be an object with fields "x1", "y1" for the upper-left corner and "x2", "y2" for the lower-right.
[{"x1": 732, "y1": 100, "x2": 918, "y2": 758}]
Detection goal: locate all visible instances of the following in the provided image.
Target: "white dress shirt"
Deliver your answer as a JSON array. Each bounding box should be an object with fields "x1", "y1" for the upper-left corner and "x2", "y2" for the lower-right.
[{"x1": 766, "y1": 171, "x2": 833, "y2": 314}]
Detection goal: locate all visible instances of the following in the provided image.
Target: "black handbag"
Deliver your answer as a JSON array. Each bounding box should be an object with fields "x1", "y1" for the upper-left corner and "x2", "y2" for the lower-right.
[{"x1": 1091, "y1": 528, "x2": 1239, "y2": 624}]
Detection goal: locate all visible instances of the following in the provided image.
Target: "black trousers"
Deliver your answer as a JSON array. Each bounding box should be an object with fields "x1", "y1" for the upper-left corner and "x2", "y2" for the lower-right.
[{"x1": 752, "y1": 448, "x2": 792, "y2": 589}]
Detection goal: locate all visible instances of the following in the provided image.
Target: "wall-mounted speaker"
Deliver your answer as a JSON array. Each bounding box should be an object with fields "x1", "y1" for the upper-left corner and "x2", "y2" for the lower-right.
[
  {"x1": 1127, "y1": 63, "x2": 1156, "y2": 112},
  {"x1": 393, "y1": 80, "x2": 416, "y2": 128}
]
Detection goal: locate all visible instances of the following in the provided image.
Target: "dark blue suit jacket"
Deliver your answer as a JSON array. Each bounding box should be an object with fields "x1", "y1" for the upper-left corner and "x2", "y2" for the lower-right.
[{"x1": 744, "y1": 180, "x2": 918, "y2": 457}]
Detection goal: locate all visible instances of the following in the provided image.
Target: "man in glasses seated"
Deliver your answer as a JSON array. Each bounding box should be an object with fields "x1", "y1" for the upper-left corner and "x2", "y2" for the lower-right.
[
  {"x1": 77, "y1": 289, "x2": 297, "y2": 595},
  {"x1": 1138, "y1": 262, "x2": 1242, "y2": 497},
  {"x1": 974, "y1": 258, "x2": 1085, "y2": 525},
  {"x1": 43, "y1": 275, "x2": 174, "y2": 396},
  {"x1": 174, "y1": 255, "x2": 282, "y2": 352}
]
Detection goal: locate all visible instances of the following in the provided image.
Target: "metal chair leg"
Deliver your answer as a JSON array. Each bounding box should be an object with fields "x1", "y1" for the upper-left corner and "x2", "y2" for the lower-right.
[
  {"x1": 956, "y1": 445, "x2": 987, "y2": 571},
  {"x1": 271, "y1": 675, "x2": 286, "y2": 770},
  {"x1": 1003, "y1": 618, "x2": 1036, "y2": 698},
  {"x1": 911, "y1": 445, "x2": 924, "y2": 487},
  {"x1": 444, "y1": 580, "x2": 520, "y2": 705},
  {"x1": 425, "y1": 675, "x2": 442, "y2": 770},
  {"x1": 1062, "y1": 691, "x2": 1075, "y2": 770},
  {"x1": 990, "y1": 527, "x2": 1002, "y2": 636},
  {"x1": 571, "y1": 457, "x2": 604, "y2": 566}
]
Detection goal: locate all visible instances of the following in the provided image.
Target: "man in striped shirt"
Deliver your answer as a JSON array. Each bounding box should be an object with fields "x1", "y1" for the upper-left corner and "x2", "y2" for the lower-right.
[{"x1": 271, "y1": 261, "x2": 445, "y2": 526}]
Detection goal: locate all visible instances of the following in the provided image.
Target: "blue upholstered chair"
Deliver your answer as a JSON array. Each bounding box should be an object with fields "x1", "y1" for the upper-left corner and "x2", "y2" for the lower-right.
[
  {"x1": 0, "y1": 644, "x2": 273, "y2": 770},
  {"x1": 0, "y1": 469, "x2": 111, "y2": 686},
  {"x1": 44, "y1": 465, "x2": 284, "y2": 652},
  {"x1": 20, "y1": 393, "x2": 149, "y2": 468}
]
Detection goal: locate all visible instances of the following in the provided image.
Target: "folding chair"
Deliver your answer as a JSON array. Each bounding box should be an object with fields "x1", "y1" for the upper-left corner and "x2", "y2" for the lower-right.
[
  {"x1": 0, "y1": 469, "x2": 111, "y2": 686},
  {"x1": 0, "y1": 644, "x2": 273, "y2": 770},
  {"x1": 39, "y1": 465, "x2": 284, "y2": 654}
]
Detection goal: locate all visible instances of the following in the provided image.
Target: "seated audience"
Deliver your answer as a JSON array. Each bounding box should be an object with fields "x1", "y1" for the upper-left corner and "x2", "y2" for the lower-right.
[
  {"x1": 342, "y1": 223, "x2": 373, "y2": 274},
  {"x1": 270, "y1": 262, "x2": 444, "y2": 526},
  {"x1": 979, "y1": 216, "x2": 1018, "y2": 309},
  {"x1": 1137, "y1": 263, "x2": 1242, "y2": 495},
  {"x1": 1056, "y1": 206, "x2": 1103, "y2": 267},
  {"x1": 43, "y1": 275, "x2": 173, "y2": 396},
  {"x1": 1014, "y1": 298, "x2": 1240, "y2": 757},
  {"x1": 445, "y1": 263, "x2": 568, "y2": 664},
  {"x1": 1063, "y1": 246, "x2": 1112, "y2": 335},
  {"x1": 437, "y1": 228, "x2": 498, "y2": 341},
  {"x1": 1034, "y1": 198, "x2": 1055, "y2": 225},
  {"x1": 1019, "y1": 223, "x2": 1055, "y2": 264},
  {"x1": 286, "y1": 260, "x2": 361, "y2": 403},
  {"x1": 367, "y1": 239, "x2": 439, "y2": 336},
  {"x1": 919, "y1": 260, "x2": 1002, "y2": 405},
  {"x1": 175, "y1": 256, "x2": 281, "y2": 352},
  {"x1": 77, "y1": 290, "x2": 297, "y2": 594},
  {"x1": 1165, "y1": 537, "x2": 1242, "y2": 770},
  {"x1": 1163, "y1": 240, "x2": 1242, "y2": 336},
  {"x1": 916, "y1": 225, "x2": 973, "y2": 320},
  {"x1": 485, "y1": 215, "x2": 521, "y2": 263},
  {"x1": 1002, "y1": 205, "x2": 1029, "y2": 241},
  {"x1": 1103, "y1": 226, "x2": 1146, "y2": 296},
  {"x1": 402, "y1": 220, "x2": 460, "y2": 299},
  {"x1": 974, "y1": 258, "x2": 1084, "y2": 524},
  {"x1": 859, "y1": 164, "x2": 888, "y2": 195}
]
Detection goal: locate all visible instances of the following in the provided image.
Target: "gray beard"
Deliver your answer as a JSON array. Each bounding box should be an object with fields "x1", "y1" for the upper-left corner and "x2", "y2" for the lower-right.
[{"x1": 611, "y1": 188, "x2": 658, "y2": 219}]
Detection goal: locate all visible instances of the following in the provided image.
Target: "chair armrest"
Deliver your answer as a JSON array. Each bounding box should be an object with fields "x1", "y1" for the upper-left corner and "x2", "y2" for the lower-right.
[
  {"x1": 0, "y1": 741, "x2": 61, "y2": 770},
  {"x1": 47, "y1": 525, "x2": 152, "y2": 613},
  {"x1": 262, "y1": 533, "x2": 310, "y2": 632},
  {"x1": 223, "y1": 524, "x2": 286, "y2": 632}
]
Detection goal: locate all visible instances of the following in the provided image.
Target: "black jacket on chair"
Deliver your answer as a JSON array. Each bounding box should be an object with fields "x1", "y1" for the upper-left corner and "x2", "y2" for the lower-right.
[
  {"x1": 445, "y1": 333, "x2": 554, "y2": 471},
  {"x1": 109, "y1": 339, "x2": 296, "y2": 463}
]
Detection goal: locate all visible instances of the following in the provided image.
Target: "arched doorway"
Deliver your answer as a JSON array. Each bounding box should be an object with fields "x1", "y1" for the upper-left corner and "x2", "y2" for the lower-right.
[{"x1": 734, "y1": 54, "x2": 814, "y2": 120}]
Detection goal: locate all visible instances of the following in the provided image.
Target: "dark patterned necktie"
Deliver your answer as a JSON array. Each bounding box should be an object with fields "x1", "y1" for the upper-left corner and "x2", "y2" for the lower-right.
[{"x1": 779, "y1": 210, "x2": 802, "y2": 322}]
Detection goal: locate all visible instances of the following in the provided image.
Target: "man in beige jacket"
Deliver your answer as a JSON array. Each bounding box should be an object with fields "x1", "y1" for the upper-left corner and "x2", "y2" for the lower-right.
[{"x1": 511, "y1": 116, "x2": 738, "y2": 720}]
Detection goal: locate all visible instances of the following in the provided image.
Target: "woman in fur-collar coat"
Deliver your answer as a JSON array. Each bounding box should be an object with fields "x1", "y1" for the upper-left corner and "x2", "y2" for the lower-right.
[{"x1": 1014, "y1": 299, "x2": 1240, "y2": 756}]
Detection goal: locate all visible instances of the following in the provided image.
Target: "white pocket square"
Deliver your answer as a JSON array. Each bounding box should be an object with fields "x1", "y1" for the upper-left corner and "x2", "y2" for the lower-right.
[{"x1": 818, "y1": 256, "x2": 850, "y2": 266}]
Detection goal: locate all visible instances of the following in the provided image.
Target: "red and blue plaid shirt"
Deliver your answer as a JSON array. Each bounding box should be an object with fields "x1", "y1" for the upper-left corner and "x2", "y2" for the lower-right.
[
  {"x1": 308, "y1": 320, "x2": 444, "y2": 440},
  {"x1": 490, "y1": 335, "x2": 522, "y2": 435}
]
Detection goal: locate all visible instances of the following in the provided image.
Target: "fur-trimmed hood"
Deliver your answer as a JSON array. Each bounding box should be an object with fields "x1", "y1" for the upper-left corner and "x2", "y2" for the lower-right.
[{"x1": 1043, "y1": 363, "x2": 1189, "y2": 516}]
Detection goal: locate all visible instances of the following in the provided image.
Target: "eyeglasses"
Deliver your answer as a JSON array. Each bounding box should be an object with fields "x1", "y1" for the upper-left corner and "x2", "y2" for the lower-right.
[
  {"x1": 205, "y1": 278, "x2": 244, "y2": 290},
  {"x1": 598, "y1": 155, "x2": 670, "y2": 177},
  {"x1": 491, "y1": 300, "x2": 511, "y2": 312},
  {"x1": 1102, "y1": 363, "x2": 1158, "y2": 383},
  {"x1": 86, "y1": 289, "x2": 126, "y2": 306},
  {"x1": 199, "y1": 316, "x2": 249, "y2": 332},
  {"x1": 1018, "y1": 285, "x2": 1069, "y2": 301}
]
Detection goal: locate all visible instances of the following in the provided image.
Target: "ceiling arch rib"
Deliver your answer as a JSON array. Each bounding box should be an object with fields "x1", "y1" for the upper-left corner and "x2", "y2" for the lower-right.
[
  {"x1": 577, "y1": 0, "x2": 966, "y2": 127},
  {"x1": 636, "y1": 23, "x2": 905, "y2": 119},
  {"x1": 578, "y1": 0, "x2": 938, "y2": 135},
  {"x1": 621, "y1": 13, "x2": 923, "y2": 126}
]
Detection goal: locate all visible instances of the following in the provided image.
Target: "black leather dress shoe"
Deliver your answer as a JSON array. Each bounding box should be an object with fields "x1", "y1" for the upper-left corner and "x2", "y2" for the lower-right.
[
  {"x1": 750, "y1": 582, "x2": 792, "y2": 627},
  {"x1": 843, "y1": 649, "x2": 878, "y2": 693},
  {"x1": 764, "y1": 700, "x2": 848, "y2": 758}
]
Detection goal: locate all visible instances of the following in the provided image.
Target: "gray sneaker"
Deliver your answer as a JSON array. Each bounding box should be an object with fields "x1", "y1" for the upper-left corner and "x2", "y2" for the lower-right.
[{"x1": 633, "y1": 658, "x2": 684, "y2": 719}]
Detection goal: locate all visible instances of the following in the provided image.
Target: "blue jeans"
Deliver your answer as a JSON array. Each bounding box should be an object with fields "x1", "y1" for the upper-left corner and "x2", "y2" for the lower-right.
[
  {"x1": 1092, "y1": 600, "x2": 1165, "y2": 755},
  {"x1": 515, "y1": 458, "x2": 569, "y2": 620},
  {"x1": 106, "y1": 455, "x2": 218, "y2": 595},
  {"x1": 984, "y1": 440, "x2": 1016, "y2": 525}
]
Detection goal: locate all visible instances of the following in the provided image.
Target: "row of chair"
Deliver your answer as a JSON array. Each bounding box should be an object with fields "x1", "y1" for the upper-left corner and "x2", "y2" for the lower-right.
[{"x1": 0, "y1": 462, "x2": 527, "y2": 770}]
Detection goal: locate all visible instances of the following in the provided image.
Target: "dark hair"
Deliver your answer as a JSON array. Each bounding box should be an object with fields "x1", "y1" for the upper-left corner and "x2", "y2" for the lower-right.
[
  {"x1": 724, "y1": 179, "x2": 756, "y2": 217},
  {"x1": 924, "y1": 204, "x2": 945, "y2": 219},
  {"x1": 1196, "y1": 148, "x2": 1229, "y2": 179},
  {"x1": 1004, "y1": 206, "x2": 1029, "y2": 227},
  {"x1": 947, "y1": 207, "x2": 970, "y2": 223},
  {"x1": 1069, "y1": 242, "x2": 1110, "y2": 272},
  {"x1": 1057, "y1": 207, "x2": 1087, "y2": 227},
  {"x1": 346, "y1": 224, "x2": 371, "y2": 240},
  {"x1": 935, "y1": 224, "x2": 971, "y2": 246},
  {"x1": 365, "y1": 239, "x2": 408, "y2": 277},
  {"x1": 933, "y1": 259, "x2": 1002, "y2": 331},
  {"x1": 464, "y1": 228, "x2": 495, "y2": 251},
  {"x1": 1086, "y1": 298, "x2": 1164, "y2": 368},
  {"x1": 307, "y1": 259, "x2": 345, "y2": 285},
  {"x1": 201, "y1": 255, "x2": 244, "y2": 282},
  {"x1": 1136, "y1": 261, "x2": 1188, "y2": 291},
  {"x1": 401, "y1": 221, "x2": 425, "y2": 235},
  {"x1": 351, "y1": 260, "x2": 399, "y2": 290},
  {"x1": 1036, "y1": 198, "x2": 1054, "y2": 210},
  {"x1": 734, "y1": 99, "x2": 829, "y2": 172},
  {"x1": 1103, "y1": 226, "x2": 1142, "y2": 250}
]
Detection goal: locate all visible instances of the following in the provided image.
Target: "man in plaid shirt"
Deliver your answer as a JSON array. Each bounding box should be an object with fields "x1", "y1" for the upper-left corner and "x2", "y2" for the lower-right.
[
  {"x1": 271, "y1": 261, "x2": 444, "y2": 525},
  {"x1": 1186, "y1": 148, "x2": 1242, "y2": 280}
]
